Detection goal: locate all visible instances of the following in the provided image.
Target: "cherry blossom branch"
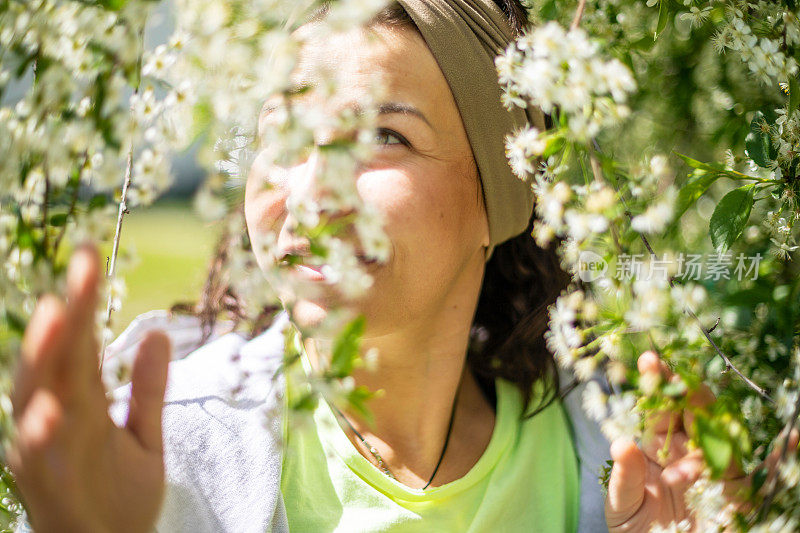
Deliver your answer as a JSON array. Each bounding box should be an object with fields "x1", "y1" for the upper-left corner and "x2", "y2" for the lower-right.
[
  {"x1": 587, "y1": 147, "x2": 773, "y2": 403},
  {"x1": 635, "y1": 221, "x2": 773, "y2": 402},
  {"x1": 567, "y1": 0, "x2": 772, "y2": 405}
]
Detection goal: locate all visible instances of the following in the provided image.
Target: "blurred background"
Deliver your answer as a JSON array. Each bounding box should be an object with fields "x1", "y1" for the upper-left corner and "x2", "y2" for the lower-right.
[
  {"x1": 105, "y1": 200, "x2": 221, "y2": 335},
  {"x1": 0, "y1": 0, "x2": 223, "y2": 335},
  {"x1": 102, "y1": 0, "x2": 222, "y2": 335}
]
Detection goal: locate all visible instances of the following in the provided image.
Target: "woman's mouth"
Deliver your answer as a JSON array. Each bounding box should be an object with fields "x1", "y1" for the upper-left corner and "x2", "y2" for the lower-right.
[
  {"x1": 292, "y1": 264, "x2": 326, "y2": 281},
  {"x1": 285, "y1": 255, "x2": 380, "y2": 282}
]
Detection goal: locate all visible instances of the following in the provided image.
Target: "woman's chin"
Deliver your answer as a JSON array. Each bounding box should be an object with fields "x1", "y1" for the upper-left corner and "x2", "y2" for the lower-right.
[{"x1": 290, "y1": 299, "x2": 329, "y2": 330}]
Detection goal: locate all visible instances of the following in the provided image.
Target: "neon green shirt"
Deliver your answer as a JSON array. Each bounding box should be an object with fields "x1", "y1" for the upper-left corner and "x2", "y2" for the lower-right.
[{"x1": 280, "y1": 347, "x2": 580, "y2": 533}]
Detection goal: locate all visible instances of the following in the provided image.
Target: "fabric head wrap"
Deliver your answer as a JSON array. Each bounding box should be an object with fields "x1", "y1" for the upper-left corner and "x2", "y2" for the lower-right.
[{"x1": 394, "y1": 0, "x2": 544, "y2": 262}]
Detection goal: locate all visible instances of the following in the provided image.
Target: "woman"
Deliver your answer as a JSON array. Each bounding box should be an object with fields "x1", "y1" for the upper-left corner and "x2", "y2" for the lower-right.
[{"x1": 7, "y1": 1, "x2": 785, "y2": 532}]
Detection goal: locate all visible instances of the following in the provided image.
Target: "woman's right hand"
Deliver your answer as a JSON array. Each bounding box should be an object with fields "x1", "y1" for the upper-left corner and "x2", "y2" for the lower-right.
[{"x1": 6, "y1": 244, "x2": 171, "y2": 533}]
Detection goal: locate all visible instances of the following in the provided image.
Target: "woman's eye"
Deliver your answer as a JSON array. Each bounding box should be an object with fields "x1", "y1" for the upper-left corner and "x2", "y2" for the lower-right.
[{"x1": 374, "y1": 128, "x2": 406, "y2": 147}]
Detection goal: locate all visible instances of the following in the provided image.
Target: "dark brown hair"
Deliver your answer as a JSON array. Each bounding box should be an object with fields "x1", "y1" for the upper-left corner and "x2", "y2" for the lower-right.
[{"x1": 177, "y1": 0, "x2": 570, "y2": 417}]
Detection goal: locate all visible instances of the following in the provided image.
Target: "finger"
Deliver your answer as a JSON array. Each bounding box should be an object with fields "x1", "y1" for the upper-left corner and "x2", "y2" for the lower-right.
[
  {"x1": 637, "y1": 350, "x2": 672, "y2": 380},
  {"x1": 643, "y1": 407, "x2": 681, "y2": 437},
  {"x1": 605, "y1": 439, "x2": 647, "y2": 526},
  {"x1": 11, "y1": 388, "x2": 66, "y2": 495},
  {"x1": 638, "y1": 352, "x2": 682, "y2": 435},
  {"x1": 661, "y1": 450, "x2": 705, "y2": 522},
  {"x1": 641, "y1": 429, "x2": 690, "y2": 467},
  {"x1": 126, "y1": 331, "x2": 171, "y2": 454},
  {"x1": 637, "y1": 351, "x2": 717, "y2": 437},
  {"x1": 12, "y1": 295, "x2": 68, "y2": 417},
  {"x1": 661, "y1": 449, "x2": 704, "y2": 488},
  {"x1": 63, "y1": 244, "x2": 103, "y2": 401},
  {"x1": 682, "y1": 383, "x2": 716, "y2": 437}
]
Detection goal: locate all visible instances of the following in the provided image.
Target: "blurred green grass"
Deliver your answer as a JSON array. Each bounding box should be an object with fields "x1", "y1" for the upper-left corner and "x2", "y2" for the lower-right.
[{"x1": 106, "y1": 199, "x2": 222, "y2": 335}]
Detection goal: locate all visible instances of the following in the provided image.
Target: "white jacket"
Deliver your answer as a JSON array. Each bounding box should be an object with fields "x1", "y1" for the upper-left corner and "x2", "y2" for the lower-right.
[{"x1": 96, "y1": 310, "x2": 612, "y2": 532}]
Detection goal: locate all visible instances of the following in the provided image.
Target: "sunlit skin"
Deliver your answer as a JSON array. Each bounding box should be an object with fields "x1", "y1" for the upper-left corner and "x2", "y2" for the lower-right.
[
  {"x1": 6, "y1": 19, "x2": 799, "y2": 533},
  {"x1": 245, "y1": 23, "x2": 498, "y2": 488}
]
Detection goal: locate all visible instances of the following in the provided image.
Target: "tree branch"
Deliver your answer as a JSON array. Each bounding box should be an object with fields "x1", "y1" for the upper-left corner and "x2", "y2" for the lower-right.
[
  {"x1": 97, "y1": 28, "x2": 144, "y2": 375},
  {"x1": 587, "y1": 148, "x2": 773, "y2": 403},
  {"x1": 97, "y1": 141, "x2": 134, "y2": 374},
  {"x1": 570, "y1": 0, "x2": 588, "y2": 31}
]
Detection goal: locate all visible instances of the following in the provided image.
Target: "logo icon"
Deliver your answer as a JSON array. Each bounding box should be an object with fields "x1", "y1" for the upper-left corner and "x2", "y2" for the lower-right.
[{"x1": 578, "y1": 251, "x2": 608, "y2": 282}]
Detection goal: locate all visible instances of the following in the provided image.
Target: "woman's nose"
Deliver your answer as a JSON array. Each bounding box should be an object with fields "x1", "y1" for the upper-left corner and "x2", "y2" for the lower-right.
[
  {"x1": 280, "y1": 145, "x2": 360, "y2": 235},
  {"x1": 288, "y1": 148, "x2": 323, "y2": 198}
]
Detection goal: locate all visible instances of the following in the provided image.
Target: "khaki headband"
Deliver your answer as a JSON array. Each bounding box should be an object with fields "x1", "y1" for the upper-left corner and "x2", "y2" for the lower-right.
[{"x1": 395, "y1": 0, "x2": 544, "y2": 261}]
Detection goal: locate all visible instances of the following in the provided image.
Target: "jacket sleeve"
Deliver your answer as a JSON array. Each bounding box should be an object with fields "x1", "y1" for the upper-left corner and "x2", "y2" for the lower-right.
[
  {"x1": 558, "y1": 368, "x2": 613, "y2": 533},
  {"x1": 105, "y1": 310, "x2": 290, "y2": 533}
]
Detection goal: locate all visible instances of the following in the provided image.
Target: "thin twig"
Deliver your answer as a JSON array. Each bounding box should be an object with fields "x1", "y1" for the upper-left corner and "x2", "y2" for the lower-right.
[
  {"x1": 97, "y1": 28, "x2": 143, "y2": 374},
  {"x1": 97, "y1": 142, "x2": 134, "y2": 374},
  {"x1": 570, "y1": 0, "x2": 588, "y2": 31}
]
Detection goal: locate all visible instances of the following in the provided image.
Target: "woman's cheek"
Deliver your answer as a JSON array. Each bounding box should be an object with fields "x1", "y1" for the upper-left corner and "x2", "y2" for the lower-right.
[{"x1": 244, "y1": 193, "x2": 278, "y2": 241}]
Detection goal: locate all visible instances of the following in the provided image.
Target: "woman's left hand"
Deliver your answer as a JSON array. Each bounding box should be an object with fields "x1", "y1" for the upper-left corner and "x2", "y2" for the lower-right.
[{"x1": 604, "y1": 351, "x2": 799, "y2": 532}]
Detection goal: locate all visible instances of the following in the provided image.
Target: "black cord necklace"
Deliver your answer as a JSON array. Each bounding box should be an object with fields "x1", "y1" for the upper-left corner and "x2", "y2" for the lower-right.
[{"x1": 329, "y1": 381, "x2": 461, "y2": 490}]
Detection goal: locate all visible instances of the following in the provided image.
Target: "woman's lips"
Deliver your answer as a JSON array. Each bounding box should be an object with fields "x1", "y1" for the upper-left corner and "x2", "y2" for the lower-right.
[
  {"x1": 292, "y1": 264, "x2": 326, "y2": 281},
  {"x1": 287, "y1": 256, "x2": 380, "y2": 282}
]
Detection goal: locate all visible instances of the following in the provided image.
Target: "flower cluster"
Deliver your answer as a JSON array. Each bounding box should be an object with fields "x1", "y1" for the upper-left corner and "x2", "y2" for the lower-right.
[
  {"x1": 497, "y1": 21, "x2": 635, "y2": 145},
  {"x1": 714, "y1": 15, "x2": 799, "y2": 86}
]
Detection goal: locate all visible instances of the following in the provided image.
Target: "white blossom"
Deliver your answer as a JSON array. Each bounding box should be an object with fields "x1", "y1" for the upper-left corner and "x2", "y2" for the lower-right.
[
  {"x1": 601, "y1": 392, "x2": 640, "y2": 441},
  {"x1": 631, "y1": 188, "x2": 676, "y2": 234},
  {"x1": 581, "y1": 380, "x2": 608, "y2": 421}
]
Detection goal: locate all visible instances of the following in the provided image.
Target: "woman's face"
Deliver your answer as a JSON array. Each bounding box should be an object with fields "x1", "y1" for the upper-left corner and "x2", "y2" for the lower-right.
[{"x1": 244, "y1": 23, "x2": 490, "y2": 335}]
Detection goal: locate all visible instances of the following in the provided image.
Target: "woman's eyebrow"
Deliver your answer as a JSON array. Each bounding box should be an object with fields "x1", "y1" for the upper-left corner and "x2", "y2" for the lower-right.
[
  {"x1": 374, "y1": 102, "x2": 434, "y2": 131},
  {"x1": 261, "y1": 99, "x2": 434, "y2": 131}
]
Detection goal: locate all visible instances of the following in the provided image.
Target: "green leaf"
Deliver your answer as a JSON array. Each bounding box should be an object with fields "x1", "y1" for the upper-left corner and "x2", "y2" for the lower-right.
[
  {"x1": 745, "y1": 111, "x2": 777, "y2": 168},
  {"x1": 539, "y1": 0, "x2": 558, "y2": 21},
  {"x1": 655, "y1": 0, "x2": 669, "y2": 40},
  {"x1": 190, "y1": 100, "x2": 213, "y2": 143},
  {"x1": 673, "y1": 152, "x2": 728, "y2": 173},
  {"x1": 722, "y1": 286, "x2": 771, "y2": 306},
  {"x1": 751, "y1": 466, "x2": 768, "y2": 496},
  {"x1": 542, "y1": 134, "x2": 565, "y2": 159},
  {"x1": 2, "y1": 310, "x2": 27, "y2": 335},
  {"x1": 329, "y1": 315, "x2": 366, "y2": 378},
  {"x1": 790, "y1": 77, "x2": 800, "y2": 118},
  {"x1": 661, "y1": 381, "x2": 687, "y2": 398},
  {"x1": 88, "y1": 194, "x2": 108, "y2": 210},
  {"x1": 695, "y1": 414, "x2": 733, "y2": 478},
  {"x1": 290, "y1": 391, "x2": 318, "y2": 412},
  {"x1": 674, "y1": 169, "x2": 721, "y2": 221},
  {"x1": 346, "y1": 385, "x2": 378, "y2": 426},
  {"x1": 99, "y1": 0, "x2": 130, "y2": 11},
  {"x1": 48, "y1": 213, "x2": 68, "y2": 227},
  {"x1": 709, "y1": 184, "x2": 755, "y2": 254}
]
